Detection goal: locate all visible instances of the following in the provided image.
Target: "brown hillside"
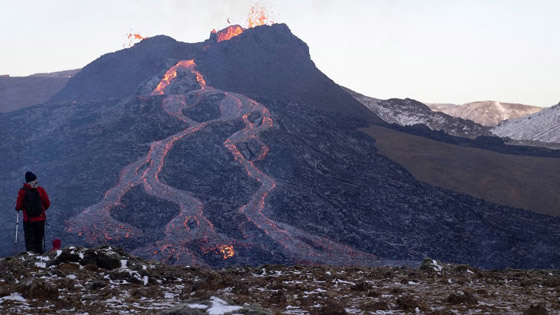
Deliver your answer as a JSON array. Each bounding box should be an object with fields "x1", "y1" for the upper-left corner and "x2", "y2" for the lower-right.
[{"x1": 361, "y1": 125, "x2": 560, "y2": 216}]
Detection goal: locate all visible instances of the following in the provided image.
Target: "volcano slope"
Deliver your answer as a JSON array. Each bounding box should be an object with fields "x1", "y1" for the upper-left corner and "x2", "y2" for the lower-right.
[{"x1": 1, "y1": 24, "x2": 560, "y2": 269}]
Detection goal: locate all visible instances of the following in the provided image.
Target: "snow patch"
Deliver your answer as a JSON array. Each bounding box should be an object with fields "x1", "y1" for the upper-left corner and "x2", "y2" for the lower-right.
[
  {"x1": 207, "y1": 296, "x2": 243, "y2": 315},
  {"x1": 0, "y1": 292, "x2": 26, "y2": 303},
  {"x1": 34, "y1": 262, "x2": 46, "y2": 268},
  {"x1": 187, "y1": 303, "x2": 209, "y2": 309}
]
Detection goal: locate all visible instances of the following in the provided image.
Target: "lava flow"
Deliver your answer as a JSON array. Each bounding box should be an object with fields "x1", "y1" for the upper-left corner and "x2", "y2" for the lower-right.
[
  {"x1": 67, "y1": 59, "x2": 378, "y2": 266},
  {"x1": 219, "y1": 245, "x2": 235, "y2": 259},
  {"x1": 214, "y1": 25, "x2": 244, "y2": 42}
]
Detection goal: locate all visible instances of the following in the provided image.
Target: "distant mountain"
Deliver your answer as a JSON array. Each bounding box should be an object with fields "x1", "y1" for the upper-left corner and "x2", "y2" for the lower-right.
[
  {"x1": 491, "y1": 103, "x2": 560, "y2": 143},
  {"x1": 29, "y1": 69, "x2": 80, "y2": 78},
  {"x1": 0, "y1": 69, "x2": 79, "y2": 112},
  {"x1": 345, "y1": 88, "x2": 490, "y2": 138},
  {"x1": 427, "y1": 101, "x2": 542, "y2": 127}
]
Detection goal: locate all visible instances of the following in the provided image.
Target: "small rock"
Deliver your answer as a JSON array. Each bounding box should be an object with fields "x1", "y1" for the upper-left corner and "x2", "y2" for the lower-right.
[
  {"x1": 17, "y1": 278, "x2": 58, "y2": 301},
  {"x1": 58, "y1": 262, "x2": 80, "y2": 272},
  {"x1": 108, "y1": 270, "x2": 142, "y2": 284},
  {"x1": 130, "y1": 287, "x2": 149, "y2": 298},
  {"x1": 351, "y1": 281, "x2": 370, "y2": 292},
  {"x1": 396, "y1": 294, "x2": 430, "y2": 311},
  {"x1": 390, "y1": 287, "x2": 405, "y2": 294},
  {"x1": 397, "y1": 294, "x2": 419, "y2": 310},
  {"x1": 474, "y1": 289, "x2": 489, "y2": 297},
  {"x1": 523, "y1": 304, "x2": 549, "y2": 315},
  {"x1": 81, "y1": 247, "x2": 122, "y2": 270},
  {"x1": 420, "y1": 258, "x2": 445, "y2": 272},
  {"x1": 55, "y1": 295, "x2": 80, "y2": 309},
  {"x1": 269, "y1": 291, "x2": 286, "y2": 305},
  {"x1": 311, "y1": 300, "x2": 347, "y2": 315},
  {"x1": 158, "y1": 304, "x2": 206, "y2": 314},
  {"x1": 87, "y1": 280, "x2": 107, "y2": 290},
  {"x1": 453, "y1": 265, "x2": 471, "y2": 273},
  {"x1": 446, "y1": 290, "x2": 478, "y2": 305},
  {"x1": 232, "y1": 283, "x2": 250, "y2": 295},
  {"x1": 367, "y1": 290, "x2": 380, "y2": 297},
  {"x1": 544, "y1": 278, "x2": 560, "y2": 288},
  {"x1": 521, "y1": 279, "x2": 536, "y2": 287},
  {"x1": 81, "y1": 294, "x2": 99, "y2": 301},
  {"x1": 48, "y1": 248, "x2": 81, "y2": 266},
  {"x1": 361, "y1": 301, "x2": 388, "y2": 311},
  {"x1": 84, "y1": 263, "x2": 99, "y2": 272}
]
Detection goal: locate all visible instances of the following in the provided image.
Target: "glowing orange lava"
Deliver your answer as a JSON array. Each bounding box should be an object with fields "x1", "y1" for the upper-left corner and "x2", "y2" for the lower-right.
[
  {"x1": 210, "y1": 3, "x2": 273, "y2": 44},
  {"x1": 151, "y1": 60, "x2": 205, "y2": 95},
  {"x1": 67, "y1": 55, "x2": 379, "y2": 267},
  {"x1": 247, "y1": 3, "x2": 273, "y2": 28},
  {"x1": 218, "y1": 245, "x2": 235, "y2": 259},
  {"x1": 126, "y1": 33, "x2": 148, "y2": 47},
  {"x1": 128, "y1": 33, "x2": 146, "y2": 41},
  {"x1": 216, "y1": 25, "x2": 244, "y2": 42}
]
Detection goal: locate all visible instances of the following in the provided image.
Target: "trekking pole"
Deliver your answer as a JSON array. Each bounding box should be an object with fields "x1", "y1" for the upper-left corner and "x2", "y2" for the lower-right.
[
  {"x1": 43, "y1": 217, "x2": 47, "y2": 254},
  {"x1": 15, "y1": 212, "x2": 19, "y2": 245}
]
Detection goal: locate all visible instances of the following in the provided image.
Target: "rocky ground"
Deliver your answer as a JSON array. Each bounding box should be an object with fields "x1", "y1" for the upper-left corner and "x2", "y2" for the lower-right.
[{"x1": 0, "y1": 246, "x2": 558, "y2": 314}]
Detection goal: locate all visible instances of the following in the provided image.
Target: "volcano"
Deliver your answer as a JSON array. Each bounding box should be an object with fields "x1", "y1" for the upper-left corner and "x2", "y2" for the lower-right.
[{"x1": 1, "y1": 24, "x2": 560, "y2": 269}]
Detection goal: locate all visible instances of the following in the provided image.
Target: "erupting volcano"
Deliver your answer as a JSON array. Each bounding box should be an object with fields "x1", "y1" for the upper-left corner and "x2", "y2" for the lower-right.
[
  {"x1": 66, "y1": 58, "x2": 378, "y2": 267},
  {"x1": 3, "y1": 22, "x2": 559, "y2": 270}
]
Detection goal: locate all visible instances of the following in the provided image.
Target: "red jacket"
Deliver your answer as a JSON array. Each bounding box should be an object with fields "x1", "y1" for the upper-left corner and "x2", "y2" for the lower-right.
[{"x1": 15, "y1": 183, "x2": 50, "y2": 222}]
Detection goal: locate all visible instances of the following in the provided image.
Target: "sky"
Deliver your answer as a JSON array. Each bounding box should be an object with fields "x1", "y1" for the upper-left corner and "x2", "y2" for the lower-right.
[{"x1": 1, "y1": 0, "x2": 559, "y2": 107}]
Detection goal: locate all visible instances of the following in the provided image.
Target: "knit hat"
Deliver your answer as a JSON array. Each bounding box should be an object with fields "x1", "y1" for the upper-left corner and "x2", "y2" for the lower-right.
[{"x1": 25, "y1": 171, "x2": 37, "y2": 183}]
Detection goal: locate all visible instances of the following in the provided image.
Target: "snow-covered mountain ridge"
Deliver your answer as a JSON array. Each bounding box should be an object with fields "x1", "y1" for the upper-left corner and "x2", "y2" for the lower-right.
[
  {"x1": 427, "y1": 101, "x2": 542, "y2": 127},
  {"x1": 345, "y1": 88, "x2": 490, "y2": 138},
  {"x1": 491, "y1": 103, "x2": 560, "y2": 143}
]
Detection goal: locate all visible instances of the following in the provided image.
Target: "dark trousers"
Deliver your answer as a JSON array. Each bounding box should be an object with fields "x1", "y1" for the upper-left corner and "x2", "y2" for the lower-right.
[{"x1": 23, "y1": 221, "x2": 45, "y2": 254}]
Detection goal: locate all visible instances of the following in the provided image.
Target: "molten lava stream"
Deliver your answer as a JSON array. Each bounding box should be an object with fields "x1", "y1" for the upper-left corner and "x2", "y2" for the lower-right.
[
  {"x1": 223, "y1": 94, "x2": 378, "y2": 265},
  {"x1": 67, "y1": 61, "x2": 219, "y2": 265},
  {"x1": 67, "y1": 59, "x2": 376, "y2": 266},
  {"x1": 130, "y1": 62, "x2": 254, "y2": 264}
]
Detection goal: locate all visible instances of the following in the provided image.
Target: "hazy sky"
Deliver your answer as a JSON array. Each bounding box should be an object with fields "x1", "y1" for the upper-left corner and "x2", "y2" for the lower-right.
[{"x1": 1, "y1": 0, "x2": 559, "y2": 106}]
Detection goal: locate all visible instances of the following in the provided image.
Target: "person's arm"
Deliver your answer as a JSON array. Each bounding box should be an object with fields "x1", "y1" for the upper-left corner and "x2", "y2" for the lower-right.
[
  {"x1": 39, "y1": 187, "x2": 50, "y2": 210},
  {"x1": 15, "y1": 189, "x2": 25, "y2": 211}
]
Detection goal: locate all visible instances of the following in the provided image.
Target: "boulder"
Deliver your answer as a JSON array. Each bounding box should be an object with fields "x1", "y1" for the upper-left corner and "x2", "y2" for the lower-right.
[{"x1": 17, "y1": 278, "x2": 58, "y2": 301}]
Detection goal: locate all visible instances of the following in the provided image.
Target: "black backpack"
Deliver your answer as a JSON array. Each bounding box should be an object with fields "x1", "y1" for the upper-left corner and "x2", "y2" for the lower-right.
[{"x1": 24, "y1": 188, "x2": 43, "y2": 217}]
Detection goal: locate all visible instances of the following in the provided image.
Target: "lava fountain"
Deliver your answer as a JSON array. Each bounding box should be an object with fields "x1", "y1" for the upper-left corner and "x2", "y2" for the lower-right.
[
  {"x1": 247, "y1": 3, "x2": 273, "y2": 28},
  {"x1": 210, "y1": 3, "x2": 274, "y2": 43},
  {"x1": 125, "y1": 33, "x2": 148, "y2": 47}
]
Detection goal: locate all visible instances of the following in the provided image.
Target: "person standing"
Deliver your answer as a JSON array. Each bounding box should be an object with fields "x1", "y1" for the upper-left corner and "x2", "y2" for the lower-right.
[{"x1": 15, "y1": 171, "x2": 50, "y2": 254}]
